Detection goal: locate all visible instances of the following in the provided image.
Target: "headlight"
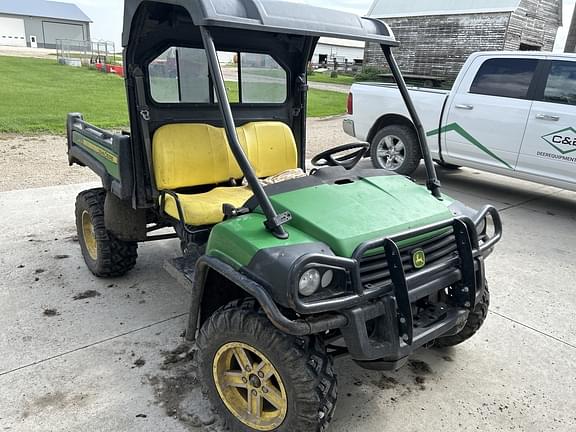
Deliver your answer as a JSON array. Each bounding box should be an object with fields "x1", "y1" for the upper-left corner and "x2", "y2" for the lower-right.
[
  {"x1": 321, "y1": 269, "x2": 334, "y2": 288},
  {"x1": 299, "y1": 269, "x2": 321, "y2": 297},
  {"x1": 476, "y1": 217, "x2": 487, "y2": 236}
]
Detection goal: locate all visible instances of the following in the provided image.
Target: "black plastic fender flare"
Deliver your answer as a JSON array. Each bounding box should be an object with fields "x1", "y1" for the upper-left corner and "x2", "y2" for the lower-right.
[{"x1": 185, "y1": 256, "x2": 348, "y2": 341}]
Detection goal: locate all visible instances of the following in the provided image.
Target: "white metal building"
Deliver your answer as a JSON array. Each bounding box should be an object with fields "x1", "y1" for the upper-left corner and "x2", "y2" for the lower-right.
[
  {"x1": 0, "y1": 0, "x2": 91, "y2": 49},
  {"x1": 311, "y1": 37, "x2": 365, "y2": 66}
]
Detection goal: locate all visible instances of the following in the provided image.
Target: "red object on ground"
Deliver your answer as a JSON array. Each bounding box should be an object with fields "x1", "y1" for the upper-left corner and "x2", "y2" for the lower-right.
[
  {"x1": 93, "y1": 63, "x2": 123, "y2": 77},
  {"x1": 108, "y1": 65, "x2": 125, "y2": 78}
]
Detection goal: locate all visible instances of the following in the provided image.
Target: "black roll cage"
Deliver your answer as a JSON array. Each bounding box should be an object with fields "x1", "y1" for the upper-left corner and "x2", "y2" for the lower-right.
[
  {"x1": 123, "y1": 1, "x2": 442, "y2": 238},
  {"x1": 197, "y1": 29, "x2": 442, "y2": 238}
]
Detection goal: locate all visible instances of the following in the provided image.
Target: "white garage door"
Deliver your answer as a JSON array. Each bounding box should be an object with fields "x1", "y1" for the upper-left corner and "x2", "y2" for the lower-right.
[{"x1": 0, "y1": 17, "x2": 26, "y2": 47}]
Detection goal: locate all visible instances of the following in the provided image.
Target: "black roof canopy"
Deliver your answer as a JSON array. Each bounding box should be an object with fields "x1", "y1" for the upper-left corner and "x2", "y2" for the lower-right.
[{"x1": 122, "y1": 0, "x2": 397, "y2": 47}]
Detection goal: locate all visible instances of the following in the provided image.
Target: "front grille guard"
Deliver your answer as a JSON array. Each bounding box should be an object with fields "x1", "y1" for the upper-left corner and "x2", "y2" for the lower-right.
[{"x1": 287, "y1": 205, "x2": 502, "y2": 345}]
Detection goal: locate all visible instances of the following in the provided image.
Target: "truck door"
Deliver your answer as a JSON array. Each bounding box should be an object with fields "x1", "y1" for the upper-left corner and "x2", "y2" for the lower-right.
[
  {"x1": 444, "y1": 57, "x2": 538, "y2": 172},
  {"x1": 516, "y1": 59, "x2": 576, "y2": 186}
]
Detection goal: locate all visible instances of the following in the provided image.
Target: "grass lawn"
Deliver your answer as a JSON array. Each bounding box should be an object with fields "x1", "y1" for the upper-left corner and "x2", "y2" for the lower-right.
[{"x1": 0, "y1": 56, "x2": 347, "y2": 134}]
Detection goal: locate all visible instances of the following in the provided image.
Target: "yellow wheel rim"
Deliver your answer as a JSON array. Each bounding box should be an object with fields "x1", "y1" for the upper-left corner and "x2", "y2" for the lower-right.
[
  {"x1": 213, "y1": 342, "x2": 288, "y2": 431},
  {"x1": 81, "y1": 210, "x2": 98, "y2": 260}
]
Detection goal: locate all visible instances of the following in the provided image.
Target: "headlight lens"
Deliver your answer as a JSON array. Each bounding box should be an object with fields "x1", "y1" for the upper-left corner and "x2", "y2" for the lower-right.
[
  {"x1": 321, "y1": 269, "x2": 334, "y2": 288},
  {"x1": 299, "y1": 269, "x2": 321, "y2": 297},
  {"x1": 476, "y1": 217, "x2": 487, "y2": 236}
]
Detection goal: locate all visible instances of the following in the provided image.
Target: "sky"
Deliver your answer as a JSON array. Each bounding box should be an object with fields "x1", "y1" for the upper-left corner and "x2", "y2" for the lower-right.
[{"x1": 77, "y1": 0, "x2": 575, "y2": 52}]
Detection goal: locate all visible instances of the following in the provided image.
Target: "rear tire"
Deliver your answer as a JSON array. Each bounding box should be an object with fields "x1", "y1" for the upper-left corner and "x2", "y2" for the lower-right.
[
  {"x1": 197, "y1": 298, "x2": 337, "y2": 432},
  {"x1": 435, "y1": 284, "x2": 490, "y2": 348},
  {"x1": 370, "y1": 125, "x2": 421, "y2": 176},
  {"x1": 75, "y1": 188, "x2": 138, "y2": 277}
]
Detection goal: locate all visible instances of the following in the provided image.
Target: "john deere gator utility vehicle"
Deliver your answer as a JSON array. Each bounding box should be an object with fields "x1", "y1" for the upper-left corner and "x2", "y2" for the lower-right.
[{"x1": 66, "y1": 0, "x2": 502, "y2": 430}]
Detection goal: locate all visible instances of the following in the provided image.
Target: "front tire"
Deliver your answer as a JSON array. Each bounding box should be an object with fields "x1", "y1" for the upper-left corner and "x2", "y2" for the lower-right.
[
  {"x1": 370, "y1": 125, "x2": 421, "y2": 175},
  {"x1": 197, "y1": 299, "x2": 337, "y2": 432},
  {"x1": 75, "y1": 188, "x2": 138, "y2": 277},
  {"x1": 435, "y1": 285, "x2": 490, "y2": 348}
]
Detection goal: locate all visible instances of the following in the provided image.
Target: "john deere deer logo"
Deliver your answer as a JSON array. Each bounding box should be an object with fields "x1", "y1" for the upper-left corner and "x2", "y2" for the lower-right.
[{"x1": 412, "y1": 249, "x2": 426, "y2": 269}]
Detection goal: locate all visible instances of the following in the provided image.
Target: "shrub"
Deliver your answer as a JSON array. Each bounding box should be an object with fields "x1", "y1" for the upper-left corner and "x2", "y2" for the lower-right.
[{"x1": 354, "y1": 66, "x2": 383, "y2": 81}]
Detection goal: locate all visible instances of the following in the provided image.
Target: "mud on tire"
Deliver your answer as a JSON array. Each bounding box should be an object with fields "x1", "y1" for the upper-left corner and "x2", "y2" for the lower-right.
[
  {"x1": 435, "y1": 284, "x2": 490, "y2": 348},
  {"x1": 197, "y1": 298, "x2": 337, "y2": 432},
  {"x1": 75, "y1": 188, "x2": 138, "y2": 277}
]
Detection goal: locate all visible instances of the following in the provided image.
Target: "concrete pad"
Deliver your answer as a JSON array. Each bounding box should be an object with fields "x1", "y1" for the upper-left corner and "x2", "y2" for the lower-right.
[
  {"x1": 0, "y1": 183, "x2": 186, "y2": 373},
  {"x1": 412, "y1": 165, "x2": 561, "y2": 207},
  {"x1": 332, "y1": 313, "x2": 576, "y2": 431},
  {"x1": 487, "y1": 201, "x2": 576, "y2": 347},
  {"x1": 0, "y1": 318, "x2": 190, "y2": 432},
  {"x1": 1, "y1": 175, "x2": 575, "y2": 431}
]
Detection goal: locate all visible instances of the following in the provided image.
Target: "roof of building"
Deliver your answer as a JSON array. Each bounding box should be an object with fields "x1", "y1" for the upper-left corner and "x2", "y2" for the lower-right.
[
  {"x1": 0, "y1": 0, "x2": 91, "y2": 22},
  {"x1": 368, "y1": 0, "x2": 525, "y2": 18},
  {"x1": 318, "y1": 37, "x2": 365, "y2": 49}
]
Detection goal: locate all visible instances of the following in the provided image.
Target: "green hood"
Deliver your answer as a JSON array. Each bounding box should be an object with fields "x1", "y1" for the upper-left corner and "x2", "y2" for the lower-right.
[
  {"x1": 207, "y1": 175, "x2": 453, "y2": 269},
  {"x1": 268, "y1": 175, "x2": 453, "y2": 257}
]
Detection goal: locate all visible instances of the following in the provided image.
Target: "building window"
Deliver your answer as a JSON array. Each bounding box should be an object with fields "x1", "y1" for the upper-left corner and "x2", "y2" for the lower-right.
[
  {"x1": 519, "y1": 43, "x2": 541, "y2": 51},
  {"x1": 470, "y1": 58, "x2": 538, "y2": 99},
  {"x1": 543, "y1": 61, "x2": 576, "y2": 105}
]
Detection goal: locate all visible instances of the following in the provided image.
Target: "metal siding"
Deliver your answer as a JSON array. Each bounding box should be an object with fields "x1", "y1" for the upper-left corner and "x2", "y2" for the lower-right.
[
  {"x1": 23, "y1": 16, "x2": 45, "y2": 46},
  {"x1": 0, "y1": 0, "x2": 90, "y2": 22},
  {"x1": 314, "y1": 43, "x2": 365, "y2": 61}
]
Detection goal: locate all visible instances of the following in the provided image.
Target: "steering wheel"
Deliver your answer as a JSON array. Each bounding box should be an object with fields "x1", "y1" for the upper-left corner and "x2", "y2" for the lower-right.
[{"x1": 311, "y1": 142, "x2": 370, "y2": 170}]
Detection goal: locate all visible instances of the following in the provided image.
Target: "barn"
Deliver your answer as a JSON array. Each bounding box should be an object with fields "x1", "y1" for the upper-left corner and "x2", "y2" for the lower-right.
[
  {"x1": 311, "y1": 37, "x2": 365, "y2": 68},
  {"x1": 365, "y1": 0, "x2": 562, "y2": 82},
  {"x1": 0, "y1": 0, "x2": 91, "y2": 49}
]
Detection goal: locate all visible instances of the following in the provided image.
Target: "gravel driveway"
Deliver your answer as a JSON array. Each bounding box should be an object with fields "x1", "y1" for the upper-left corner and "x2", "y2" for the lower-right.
[{"x1": 0, "y1": 116, "x2": 352, "y2": 192}]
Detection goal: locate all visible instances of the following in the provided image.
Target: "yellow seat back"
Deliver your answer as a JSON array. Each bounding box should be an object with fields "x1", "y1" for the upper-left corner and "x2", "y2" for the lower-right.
[
  {"x1": 153, "y1": 123, "x2": 242, "y2": 190},
  {"x1": 237, "y1": 122, "x2": 298, "y2": 178},
  {"x1": 152, "y1": 121, "x2": 298, "y2": 190}
]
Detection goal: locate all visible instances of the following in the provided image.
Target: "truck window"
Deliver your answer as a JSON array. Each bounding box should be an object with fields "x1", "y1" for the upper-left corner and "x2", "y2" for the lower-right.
[
  {"x1": 470, "y1": 58, "x2": 538, "y2": 100},
  {"x1": 148, "y1": 48, "x2": 286, "y2": 105},
  {"x1": 543, "y1": 61, "x2": 576, "y2": 106}
]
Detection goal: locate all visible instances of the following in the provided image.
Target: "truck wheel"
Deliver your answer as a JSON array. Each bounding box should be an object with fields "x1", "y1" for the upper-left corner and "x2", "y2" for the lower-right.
[
  {"x1": 370, "y1": 125, "x2": 421, "y2": 175},
  {"x1": 75, "y1": 188, "x2": 138, "y2": 277},
  {"x1": 197, "y1": 299, "x2": 337, "y2": 432},
  {"x1": 435, "y1": 284, "x2": 490, "y2": 348}
]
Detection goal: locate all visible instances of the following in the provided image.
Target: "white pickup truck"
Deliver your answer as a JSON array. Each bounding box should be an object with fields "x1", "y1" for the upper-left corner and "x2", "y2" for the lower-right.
[{"x1": 344, "y1": 51, "x2": 576, "y2": 192}]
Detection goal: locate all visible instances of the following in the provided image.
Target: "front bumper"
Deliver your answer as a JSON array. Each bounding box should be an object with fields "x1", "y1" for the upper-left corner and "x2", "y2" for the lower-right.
[{"x1": 283, "y1": 206, "x2": 502, "y2": 362}]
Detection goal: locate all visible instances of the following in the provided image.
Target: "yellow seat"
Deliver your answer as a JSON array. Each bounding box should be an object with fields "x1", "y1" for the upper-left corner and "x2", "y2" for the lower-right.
[
  {"x1": 163, "y1": 186, "x2": 254, "y2": 226},
  {"x1": 153, "y1": 121, "x2": 297, "y2": 226}
]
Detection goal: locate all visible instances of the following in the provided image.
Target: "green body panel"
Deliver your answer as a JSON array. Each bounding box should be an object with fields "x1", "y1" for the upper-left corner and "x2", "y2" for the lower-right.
[
  {"x1": 207, "y1": 213, "x2": 319, "y2": 268},
  {"x1": 207, "y1": 175, "x2": 454, "y2": 266},
  {"x1": 72, "y1": 131, "x2": 120, "y2": 179},
  {"x1": 267, "y1": 175, "x2": 453, "y2": 257}
]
